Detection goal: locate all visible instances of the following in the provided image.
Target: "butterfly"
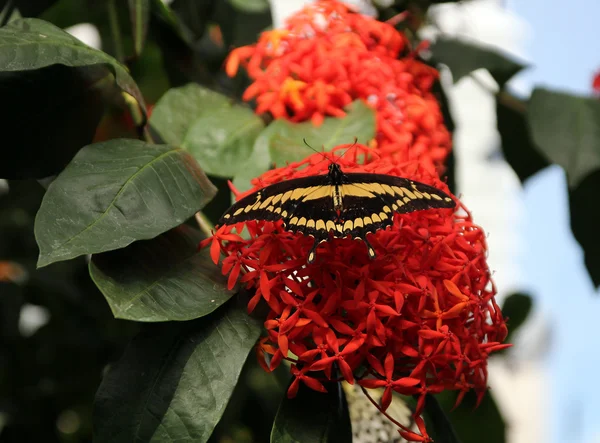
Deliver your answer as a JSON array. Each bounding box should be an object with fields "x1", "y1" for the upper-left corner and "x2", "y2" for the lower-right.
[{"x1": 217, "y1": 162, "x2": 456, "y2": 263}]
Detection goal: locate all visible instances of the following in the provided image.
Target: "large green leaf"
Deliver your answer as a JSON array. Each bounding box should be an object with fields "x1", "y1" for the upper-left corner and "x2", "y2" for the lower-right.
[
  {"x1": 0, "y1": 18, "x2": 146, "y2": 179},
  {"x1": 128, "y1": 0, "x2": 150, "y2": 56},
  {"x1": 182, "y1": 106, "x2": 264, "y2": 177},
  {"x1": 271, "y1": 382, "x2": 352, "y2": 443},
  {"x1": 34, "y1": 139, "x2": 216, "y2": 268},
  {"x1": 432, "y1": 391, "x2": 503, "y2": 443},
  {"x1": 501, "y1": 292, "x2": 533, "y2": 345},
  {"x1": 230, "y1": 100, "x2": 376, "y2": 195},
  {"x1": 527, "y1": 90, "x2": 600, "y2": 287},
  {"x1": 89, "y1": 225, "x2": 233, "y2": 322},
  {"x1": 569, "y1": 171, "x2": 600, "y2": 287},
  {"x1": 423, "y1": 394, "x2": 462, "y2": 443},
  {"x1": 0, "y1": 18, "x2": 145, "y2": 113},
  {"x1": 527, "y1": 88, "x2": 600, "y2": 188},
  {"x1": 150, "y1": 84, "x2": 230, "y2": 141},
  {"x1": 231, "y1": 129, "x2": 272, "y2": 194},
  {"x1": 430, "y1": 38, "x2": 526, "y2": 87},
  {"x1": 151, "y1": 83, "x2": 263, "y2": 177},
  {"x1": 94, "y1": 298, "x2": 262, "y2": 443},
  {"x1": 266, "y1": 100, "x2": 376, "y2": 167},
  {"x1": 496, "y1": 94, "x2": 549, "y2": 183}
]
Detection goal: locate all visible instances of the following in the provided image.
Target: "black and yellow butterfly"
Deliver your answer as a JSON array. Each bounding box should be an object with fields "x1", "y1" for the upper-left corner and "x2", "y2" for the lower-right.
[{"x1": 218, "y1": 162, "x2": 455, "y2": 263}]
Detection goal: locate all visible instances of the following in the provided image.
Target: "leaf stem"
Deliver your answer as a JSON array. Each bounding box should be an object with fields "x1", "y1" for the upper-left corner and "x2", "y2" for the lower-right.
[
  {"x1": 107, "y1": 0, "x2": 125, "y2": 63},
  {"x1": 0, "y1": 0, "x2": 15, "y2": 27},
  {"x1": 467, "y1": 72, "x2": 527, "y2": 114}
]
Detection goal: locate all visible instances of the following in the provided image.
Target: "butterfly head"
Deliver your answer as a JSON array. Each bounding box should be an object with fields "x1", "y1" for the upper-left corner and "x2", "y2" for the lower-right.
[{"x1": 328, "y1": 162, "x2": 344, "y2": 184}]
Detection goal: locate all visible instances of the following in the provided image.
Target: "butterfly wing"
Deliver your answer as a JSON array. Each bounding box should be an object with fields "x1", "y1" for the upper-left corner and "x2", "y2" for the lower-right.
[
  {"x1": 343, "y1": 173, "x2": 455, "y2": 211},
  {"x1": 218, "y1": 174, "x2": 334, "y2": 228},
  {"x1": 218, "y1": 169, "x2": 455, "y2": 263},
  {"x1": 333, "y1": 173, "x2": 455, "y2": 254},
  {"x1": 218, "y1": 174, "x2": 339, "y2": 262}
]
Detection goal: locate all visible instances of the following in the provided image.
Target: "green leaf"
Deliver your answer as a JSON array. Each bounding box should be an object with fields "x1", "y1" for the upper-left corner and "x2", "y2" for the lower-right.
[
  {"x1": 496, "y1": 94, "x2": 549, "y2": 183},
  {"x1": 128, "y1": 0, "x2": 150, "y2": 56},
  {"x1": 4, "y1": 0, "x2": 58, "y2": 18},
  {"x1": 150, "y1": 83, "x2": 232, "y2": 142},
  {"x1": 230, "y1": 100, "x2": 376, "y2": 195},
  {"x1": 569, "y1": 171, "x2": 600, "y2": 287},
  {"x1": 501, "y1": 292, "x2": 533, "y2": 344},
  {"x1": 230, "y1": 122, "x2": 279, "y2": 194},
  {"x1": 271, "y1": 382, "x2": 352, "y2": 443},
  {"x1": 0, "y1": 18, "x2": 146, "y2": 116},
  {"x1": 430, "y1": 38, "x2": 527, "y2": 87},
  {"x1": 151, "y1": 83, "x2": 263, "y2": 177},
  {"x1": 213, "y1": 0, "x2": 272, "y2": 47},
  {"x1": 531, "y1": 89, "x2": 600, "y2": 285},
  {"x1": 89, "y1": 225, "x2": 233, "y2": 322},
  {"x1": 94, "y1": 298, "x2": 262, "y2": 443},
  {"x1": 182, "y1": 106, "x2": 264, "y2": 178},
  {"x1": 0, "y1": 18, "x2": 147, "y2": 179},
  {"x1": 0, "y1": 64, "x2": 108, "y2": 179},
  {"x1": 432, "y1": 391, "x2": 503, "y2": 443},
  {"x1": 267, "y1": 100, "x2": 376, "y2": 167},
  {"x1": 422, "y1": 394, "x2": 462, "y2": 443},
  {"x1": 527, "y1": 88, "x2": 600, "y2": 188},
  {"x1": 34, "y1": 139, "x2": 216, "y2": 268},
  {"x1": 228, "y1": 0, "x2": 270, "y2": 13}
]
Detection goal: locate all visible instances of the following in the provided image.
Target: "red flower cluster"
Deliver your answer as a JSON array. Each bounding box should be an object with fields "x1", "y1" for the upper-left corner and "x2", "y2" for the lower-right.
[
  {"x1": 206, "y1": 144, "x2": 508, "y2": 442},
  {"x1": 225, "y1": 0, "x2": 451, "y2": 174}
]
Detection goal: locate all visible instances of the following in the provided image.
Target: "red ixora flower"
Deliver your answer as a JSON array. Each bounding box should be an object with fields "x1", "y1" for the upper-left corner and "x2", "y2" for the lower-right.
[
  {"x1": 225, "y1": 0, "x2": 451, "y2": 174},
  {"x1": 203, "y1": 143, "x2": 509, "y2": 442}
]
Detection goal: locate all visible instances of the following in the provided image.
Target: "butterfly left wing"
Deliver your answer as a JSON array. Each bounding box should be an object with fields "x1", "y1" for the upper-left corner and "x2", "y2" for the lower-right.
[
  {"x1": 218, "y1": 174, "x2": 336, "y2": 226},
  {"x1": 218, "y1": 174, "x2": 338, "y2": 263}
]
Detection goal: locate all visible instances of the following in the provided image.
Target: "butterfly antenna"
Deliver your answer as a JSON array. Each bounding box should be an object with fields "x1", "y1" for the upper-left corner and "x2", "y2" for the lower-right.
[
  {"x1": 334, "y1": 136, "x2": 359, "y2": 163},
  {"x1": 303, "y1": 138, "x2": 330, "y2": 163}
]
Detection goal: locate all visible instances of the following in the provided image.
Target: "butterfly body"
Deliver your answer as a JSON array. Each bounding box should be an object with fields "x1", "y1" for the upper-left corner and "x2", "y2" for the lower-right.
[{"x1": 218, "y1": 163, "x2": 455, "y2": 263}]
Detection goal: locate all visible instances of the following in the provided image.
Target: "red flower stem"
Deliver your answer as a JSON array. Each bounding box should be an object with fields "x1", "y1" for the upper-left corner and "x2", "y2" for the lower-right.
[{"x1": 359, "y1": 386, "x2": 416, "y2": 434}]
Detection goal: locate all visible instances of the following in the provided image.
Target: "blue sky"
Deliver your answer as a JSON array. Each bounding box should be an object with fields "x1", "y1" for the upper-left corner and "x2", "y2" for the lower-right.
[{"x1": 507, "y1": 1, "x2": 600, "y2": 441}]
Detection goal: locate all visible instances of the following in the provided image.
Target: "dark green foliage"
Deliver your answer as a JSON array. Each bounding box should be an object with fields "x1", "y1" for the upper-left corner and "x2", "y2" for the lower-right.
[
  {"x1": 432, "y1": 391, "x2": 505, "y2": 443},
  {"x1": 496, "y1": 94, "x2": 549, "y2": 183},
  {"x1": 502, "y1": 292, "x2": 533, "y2": 345},
  {"x1": 271, "y1": 382, "x2": 352, "y2": 443},
  {"x1": 93, "y1": 296, "x2": 262, "y2": 443},
  {"x1": 430, "y1": 38, "x2": 527, "y2": 87}
]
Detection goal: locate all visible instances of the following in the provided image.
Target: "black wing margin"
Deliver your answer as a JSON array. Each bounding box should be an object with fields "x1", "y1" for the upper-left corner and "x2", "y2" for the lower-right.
[
  {"x1": 217, "y1": 174, "x2": 332, "y2": 227},
  {"x1": 341, "y1": 173, "x2": 455, "y2": 214},
  {"x1": 333, "y1": 173, "x2": 456, "y2": 255}
]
